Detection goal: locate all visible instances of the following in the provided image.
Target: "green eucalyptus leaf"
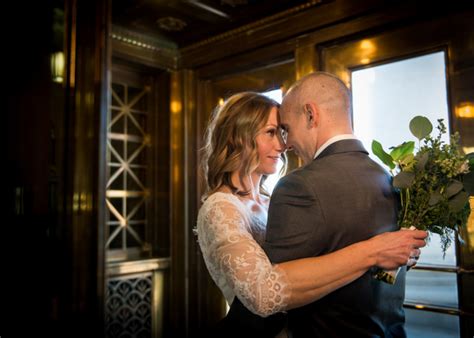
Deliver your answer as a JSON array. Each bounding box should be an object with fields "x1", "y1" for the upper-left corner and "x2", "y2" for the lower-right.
[
  {"x1": 428, "y1": 191, "x2": 442, "y2": 206},
  {"x1": 448, "y1": 191, "x2": 469, "y2": 212},
  {"x1": 446, "y1": 180, "x2": 463, "y2": 198},
  {"x1": 390, "y1": 141, "x2": 415, "y2": 161},
  {"x1": 469, "y1": 156, "x2": 474, "y2": 168},
  {"x1": 415, "y1": 152, "x2": 429, "y2": 171},
  {"x1": 393, "y1": 171, "x2": 415, "y2": 189},
  {"x1": 409, "y1": 116, "x2": 433, "y2": 140},
  {"x1": 372, "y1": 140, "x2": 395, "y2": 169}
]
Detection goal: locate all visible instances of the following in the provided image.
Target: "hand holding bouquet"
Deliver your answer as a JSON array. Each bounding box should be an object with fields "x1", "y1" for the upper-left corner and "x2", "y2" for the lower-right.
[{"x1": 371, "y1": 116, "x2": 473, "y2": 284}]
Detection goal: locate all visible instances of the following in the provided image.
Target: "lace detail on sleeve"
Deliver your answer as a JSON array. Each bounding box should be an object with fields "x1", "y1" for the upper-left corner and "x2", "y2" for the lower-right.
[{"x1": 197, "y1": 193, "x2": 291, "y2": 317}]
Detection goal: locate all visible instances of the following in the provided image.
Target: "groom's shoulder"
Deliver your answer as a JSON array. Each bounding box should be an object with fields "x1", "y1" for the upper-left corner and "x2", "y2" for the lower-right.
[
  {"x1": 285, "y1": 160, "x2": 328, "y2": 180},
  {"x1": 273, "y1": 167, "x2": 317, "y2": 198},
  {"x1": 279, "y1": 166, "x2": 310, "y2": 184}
]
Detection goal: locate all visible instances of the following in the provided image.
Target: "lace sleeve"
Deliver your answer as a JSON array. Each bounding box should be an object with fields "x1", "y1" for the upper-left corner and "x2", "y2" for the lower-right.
[{"x1": 197, "y1": 196, "x2": 291, "y2": 317}]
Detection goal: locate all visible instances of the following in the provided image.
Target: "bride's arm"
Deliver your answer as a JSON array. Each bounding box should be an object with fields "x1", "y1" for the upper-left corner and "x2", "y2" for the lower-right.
[
  {"x1": 197, "y1": 198, "x2": 426, "y2": 317},
  {"x1": 277, "y1": 229, "x2": 425, "y2": 310}
]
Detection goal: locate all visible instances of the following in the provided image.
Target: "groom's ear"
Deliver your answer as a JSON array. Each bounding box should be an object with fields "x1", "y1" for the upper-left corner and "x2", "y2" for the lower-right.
[{"x1": 304, "y1": 103, "x2": 318, "y2": 128}]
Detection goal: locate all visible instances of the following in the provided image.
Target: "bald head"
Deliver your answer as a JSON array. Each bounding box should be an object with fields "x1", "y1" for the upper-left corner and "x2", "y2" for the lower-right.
[
  {"x1": 278, "y1": 72, "x2": 353, "y2": 163},
  {"x1": 283, "y1": 71, "x2": 352, "y2": 126}
]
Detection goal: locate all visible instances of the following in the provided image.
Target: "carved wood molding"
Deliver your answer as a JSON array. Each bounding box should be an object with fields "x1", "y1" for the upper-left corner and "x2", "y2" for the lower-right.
[
  {"x1": 181, "y1": 0, "x2": 324, "y2": 52},
  {"x1": 112, "y1": 25, "x2": 178, "y2": 69}
]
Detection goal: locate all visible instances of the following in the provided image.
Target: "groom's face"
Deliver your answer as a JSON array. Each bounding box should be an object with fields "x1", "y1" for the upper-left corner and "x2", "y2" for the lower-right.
[{"x1": 279, "y1": 97, "x2": 315, "y2": 165}]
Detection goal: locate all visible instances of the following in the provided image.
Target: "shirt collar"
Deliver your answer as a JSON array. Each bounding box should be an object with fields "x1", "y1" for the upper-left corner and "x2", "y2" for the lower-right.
[{"x1": 313, "y1": 134, "x2": 358, "y2": 159}]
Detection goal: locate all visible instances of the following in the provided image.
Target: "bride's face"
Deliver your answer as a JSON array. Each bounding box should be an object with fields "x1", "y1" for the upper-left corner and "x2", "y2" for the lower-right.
[{"x1": 254, "y1": 107, "x2": 286, "y2": 176}]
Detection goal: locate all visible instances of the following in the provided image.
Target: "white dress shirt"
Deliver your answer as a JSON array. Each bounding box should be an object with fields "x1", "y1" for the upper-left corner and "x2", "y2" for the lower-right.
[{"x1": 313, "y1": 134, "x2": 358, "y2": 159}]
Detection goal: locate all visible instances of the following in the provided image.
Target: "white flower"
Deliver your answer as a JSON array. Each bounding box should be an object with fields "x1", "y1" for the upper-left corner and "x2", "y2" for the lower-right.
[{"x1": 457, "y1": 160, "x2": 470, "y2": 175}]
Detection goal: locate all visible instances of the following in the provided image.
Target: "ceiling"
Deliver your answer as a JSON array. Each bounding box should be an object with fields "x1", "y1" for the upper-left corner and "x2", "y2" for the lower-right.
[{"x1": 112, "y1": 0, "x2": 313, "y2": 48}]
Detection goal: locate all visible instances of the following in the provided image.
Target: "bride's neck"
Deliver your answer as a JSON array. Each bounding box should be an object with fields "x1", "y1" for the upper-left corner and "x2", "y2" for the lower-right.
[{"x1": 230, "y1": 171, "x2": 262, "y2": 202}]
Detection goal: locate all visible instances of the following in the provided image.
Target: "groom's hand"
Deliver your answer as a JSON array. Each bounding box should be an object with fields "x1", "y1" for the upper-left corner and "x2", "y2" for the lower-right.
[{"x1": 370, "y1": 229, "x2": 427, "y2": 270}]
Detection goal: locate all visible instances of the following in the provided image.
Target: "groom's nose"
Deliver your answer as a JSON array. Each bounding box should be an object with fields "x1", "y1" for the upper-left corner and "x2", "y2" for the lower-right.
[
  {"x1": 276, "y1": 135, "x2": 287, "y2": 152},
  {"x1": 275, "y1": 142, "x2": 286, "y2": 154}
]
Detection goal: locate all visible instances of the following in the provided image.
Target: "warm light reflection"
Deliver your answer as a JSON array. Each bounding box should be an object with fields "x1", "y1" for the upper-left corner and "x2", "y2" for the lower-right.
[
  {"x1": 170, "y1": 101, "x2": 182, "y2": 114},
  {"x1": 360, "y1": 40, "x2": 375, "y2": 51},
  {"x1": 73, "y1": 191, "x2": 92, "y2": 212},
  {"x1": 336, "y1": 70, "x2": 351, "y2": 89},
  {"x1": 143, "y1": 189, "x2": 150, "y2": 198},
  {"x1": 51, "y1": 51, "x2": 64, "y2": 83},
  {"x1": 73, "y1": 192, "x2": 79, "y2": 212},
  {"x1": 218, "y1": 97, "x2": 225, "y2": 106},
  {"x1": 358, "y1": 40, "x2": 376, "y2": 66},
  {"x1": 455, "y1": 102, "x2": 474, "y2": 118},
  {"x1": 173, "y1": 164, "x2": 180, "y2": 184},
  {"x1": 85, "y1": 92, "x2": 94, "y2": 107},
  {"x1": 468, "y1": 198, "x2": 474, "y2": 253},
  {"x1": 463, "y1": 147, "x2": 474, "y2": 154}
]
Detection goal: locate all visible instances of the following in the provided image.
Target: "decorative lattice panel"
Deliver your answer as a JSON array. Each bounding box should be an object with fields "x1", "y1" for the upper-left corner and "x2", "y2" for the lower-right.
[
  {"x1": 106, "y1": 274, "x2": 153, "y2": 338},
  {"x1": 106, "y1": 83, "x2": 151, "y2": 251}
]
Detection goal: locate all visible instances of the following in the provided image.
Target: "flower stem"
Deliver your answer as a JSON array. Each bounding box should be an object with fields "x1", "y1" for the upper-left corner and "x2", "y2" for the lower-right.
[{"x1": 402, "y1": 188, "x2": 410, "y2": 226}]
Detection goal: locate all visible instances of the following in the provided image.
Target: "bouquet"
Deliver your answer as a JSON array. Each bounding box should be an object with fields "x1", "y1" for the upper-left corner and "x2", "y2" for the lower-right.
[{"x1": 371, "y1": 116, "x2": 473, "y2": 284}]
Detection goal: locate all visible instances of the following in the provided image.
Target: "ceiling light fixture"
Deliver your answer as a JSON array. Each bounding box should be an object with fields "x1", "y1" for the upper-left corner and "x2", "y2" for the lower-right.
[{"x1": 157, "y1": 17, "x2": 187, "y2": 32}]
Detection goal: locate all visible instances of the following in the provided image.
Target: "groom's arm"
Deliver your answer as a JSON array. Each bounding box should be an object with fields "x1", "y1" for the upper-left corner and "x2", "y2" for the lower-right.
[{"x1": 263, "y1": 173, "x2": 324, "y2": 263}]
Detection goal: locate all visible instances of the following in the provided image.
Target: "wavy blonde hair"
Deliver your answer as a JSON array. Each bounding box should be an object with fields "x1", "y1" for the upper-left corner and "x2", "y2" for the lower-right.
[{"x1": 202, "y1": 92, "x2": 286, "y2": 199}]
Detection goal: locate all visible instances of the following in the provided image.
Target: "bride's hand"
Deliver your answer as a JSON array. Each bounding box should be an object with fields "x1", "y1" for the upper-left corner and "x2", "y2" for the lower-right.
[{"x1": 368, "y1": 229, "x2": 427, "y2": 270}]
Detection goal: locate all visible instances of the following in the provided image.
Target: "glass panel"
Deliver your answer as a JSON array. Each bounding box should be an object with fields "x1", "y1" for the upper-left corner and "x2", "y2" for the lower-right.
[
  {"x1": 405, "y1": 308, "x2": 460, "y2": 338},
  {"x1": 263, "y1": 88, "x2": 282, "y2": 103},
  {"x1": 405, "y1": 270, "x2": 458, "y2": 308},
  {"x1": 352, "y1": 52, "x2": 450, "y2": 154},
  {"x1": 262, "y1": 89, "x2": 283, "y2": 194},
  {"x1": 351, "y1": 51, "x2": 456, "y2": 266},
  {"x1": 417, "y1": 233, "x2": 457, "y2": 267}
]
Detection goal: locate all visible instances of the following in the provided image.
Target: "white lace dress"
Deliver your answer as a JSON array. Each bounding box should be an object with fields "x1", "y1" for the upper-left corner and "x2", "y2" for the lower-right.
[{"x1": 196, "y1": 192, "x2": 291, "y2": 317}]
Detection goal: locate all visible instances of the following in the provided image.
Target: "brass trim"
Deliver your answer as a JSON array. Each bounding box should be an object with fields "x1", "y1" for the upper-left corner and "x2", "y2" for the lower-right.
[
  {"x1": 108, "y1": 132, "x2": 144, "y2": 143},
  {"x1": 169, "y1": 69, "x2": 198, "y2": 336},
  {"x1": 152, "y1": 269, "x2": 166, "y2": 338},
  {"x1": 295, "y1": 44, "x2": 317, "y2": 80},
  {"x1": 412, "y1": 265, "x2": 474, "y2": 274},
  {"x1": 107, "y1": 257, "x2": 171, "y2": 276},
  {"x1": 106, "y1": 190, "x2": 147, "y2": 198},
  {"x1": 404, "y1": 302, "x2": 460, "y2": 315},
  {"x1": 111, "y1": 24, "x2": 178, "y2": 51},
  {"x1": 403, "y1": 302, "x2": 474, "y2": 317}
]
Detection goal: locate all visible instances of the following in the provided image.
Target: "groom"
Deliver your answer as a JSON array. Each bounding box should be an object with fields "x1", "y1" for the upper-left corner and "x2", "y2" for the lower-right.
[{"x1": 261, "y1": 71, "x2": 407, "y2": 337}]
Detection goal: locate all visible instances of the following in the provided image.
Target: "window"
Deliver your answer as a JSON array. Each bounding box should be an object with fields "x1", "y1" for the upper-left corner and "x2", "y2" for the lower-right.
[{"x1": 351, "y1": 51, "x2": 460, "y2": 337}]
